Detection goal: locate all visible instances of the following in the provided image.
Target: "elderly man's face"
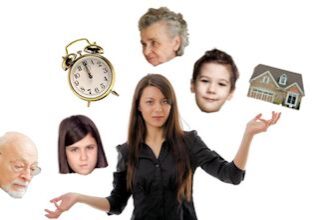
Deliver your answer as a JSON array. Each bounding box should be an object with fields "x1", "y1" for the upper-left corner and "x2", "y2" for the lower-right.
[
  {"x1": 0, "y1": 134, "x2": 38, "y2": 198},
  {"x1": 140, "y1": 21, "x2": 181, "y2": 66}
]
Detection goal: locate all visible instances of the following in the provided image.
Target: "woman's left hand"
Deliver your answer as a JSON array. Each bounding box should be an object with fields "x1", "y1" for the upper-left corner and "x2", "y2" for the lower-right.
[
  {"x1": 44, "y1": 193, "x2": 79, "y2": 219},
  {"x1": 246, "y1": 111, "x2": 281, "y2": 136}
]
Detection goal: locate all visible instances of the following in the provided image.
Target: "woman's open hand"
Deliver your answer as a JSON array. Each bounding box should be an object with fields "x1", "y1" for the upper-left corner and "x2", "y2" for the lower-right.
[
  {"x1": 44, "y1": 193, "x2": 79, "y2": 219},
  {"x1": 246, "y1": 111, "x2": 281, "y2": 136}
]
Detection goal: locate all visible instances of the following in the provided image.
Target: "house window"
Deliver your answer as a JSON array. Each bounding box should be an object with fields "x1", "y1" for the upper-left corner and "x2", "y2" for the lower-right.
[
  {"x1": 279, "y1": 74, "x2": 287, "y2": 85},
  {"x1": 262, "y1": 76, "x2": 270, "y2": 83},
  {"x1": 285, "y1": 92, "x2": 298, "y2": 107}
]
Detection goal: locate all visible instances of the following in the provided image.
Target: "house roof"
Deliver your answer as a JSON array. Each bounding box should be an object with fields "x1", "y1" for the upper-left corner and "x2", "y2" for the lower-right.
[{"x1": 250, "y1": 64, "x2": 305, "y2": 94}]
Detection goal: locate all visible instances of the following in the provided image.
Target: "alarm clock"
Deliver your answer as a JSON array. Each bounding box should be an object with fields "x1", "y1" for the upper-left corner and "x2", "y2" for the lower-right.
[{"x1": 62, "y1": 38, "x2": 118, "y2": 107}]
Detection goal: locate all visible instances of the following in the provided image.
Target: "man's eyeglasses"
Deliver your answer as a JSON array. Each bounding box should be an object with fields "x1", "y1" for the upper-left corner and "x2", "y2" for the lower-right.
[{"x1": 9, "y1": 160, "x2": 41, "y2": 176}]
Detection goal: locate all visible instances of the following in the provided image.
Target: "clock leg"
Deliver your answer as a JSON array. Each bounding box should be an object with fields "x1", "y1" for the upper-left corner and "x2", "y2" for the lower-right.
[{"x1": 111, "y1": 90, "x2": 119, "y2": 96}]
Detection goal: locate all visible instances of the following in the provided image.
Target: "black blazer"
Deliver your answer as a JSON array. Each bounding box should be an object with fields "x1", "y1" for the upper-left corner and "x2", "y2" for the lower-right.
[{"x1": 107, "y1": 131, "x2": 245, "y2": 220}]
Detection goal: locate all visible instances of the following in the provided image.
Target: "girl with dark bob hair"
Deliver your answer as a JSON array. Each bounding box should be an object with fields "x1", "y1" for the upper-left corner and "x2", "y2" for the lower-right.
[
  {"x1": 58, "y1": 115, "x2": 108, "y2": 175},
  {"x1": 46, "y1": 74, "x2": 280, "y2": 219}
]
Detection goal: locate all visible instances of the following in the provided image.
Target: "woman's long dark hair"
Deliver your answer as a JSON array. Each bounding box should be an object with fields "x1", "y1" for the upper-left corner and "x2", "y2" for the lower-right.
[
  {"x1": 58, "y1": 115, "x2": 108, "y2": 173},
  {"x1": 127, "y1": 74, "x2": 192, "y2": 201}
]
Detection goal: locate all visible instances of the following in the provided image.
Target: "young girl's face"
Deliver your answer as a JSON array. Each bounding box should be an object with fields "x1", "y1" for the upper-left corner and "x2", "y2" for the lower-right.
[
  {"x1": 191, "y1": 62, "x2": 233, "y2": 113},
  {"x1": 65, "y1": 133, "x2": 98, "y2": 175},
  {"x1": 138, "y1": 86, "x2": 171, "y2": 130}
]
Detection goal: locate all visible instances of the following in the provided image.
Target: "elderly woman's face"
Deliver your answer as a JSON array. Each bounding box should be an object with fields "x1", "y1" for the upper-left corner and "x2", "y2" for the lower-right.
[{"x1": 140, "y1": 21, "x2": 181, "y2": 66}]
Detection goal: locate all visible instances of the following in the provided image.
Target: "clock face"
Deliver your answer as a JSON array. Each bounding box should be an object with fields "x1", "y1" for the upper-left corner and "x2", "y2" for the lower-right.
[{"x1": 69, "y1": 55, "x2": 114, "y2": 100}]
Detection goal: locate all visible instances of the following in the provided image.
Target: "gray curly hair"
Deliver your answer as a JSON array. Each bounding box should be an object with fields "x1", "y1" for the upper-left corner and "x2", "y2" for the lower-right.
[{"x1": 138, "y1": 7, "x2": 189, "y2": 56}]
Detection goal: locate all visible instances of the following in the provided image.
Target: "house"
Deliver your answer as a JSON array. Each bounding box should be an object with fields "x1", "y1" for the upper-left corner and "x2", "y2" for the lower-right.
[{"x1": 247, "y1": 64, "x2": 305, "y2": 110}]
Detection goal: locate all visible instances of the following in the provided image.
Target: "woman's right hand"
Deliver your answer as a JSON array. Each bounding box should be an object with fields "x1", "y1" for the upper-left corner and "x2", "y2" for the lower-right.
[{"x1": 44, "y1": 193, "x2": 80, "y2": 219}]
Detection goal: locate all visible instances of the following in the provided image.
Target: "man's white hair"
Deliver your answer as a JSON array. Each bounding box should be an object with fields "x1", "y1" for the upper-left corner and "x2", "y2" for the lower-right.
[{"x1": 0, "y1": 131, "x2": 36, "y2": 152}]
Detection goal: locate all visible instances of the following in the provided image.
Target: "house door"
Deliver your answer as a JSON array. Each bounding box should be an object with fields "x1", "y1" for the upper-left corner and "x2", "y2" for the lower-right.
[{"x1": 285, "y1": 93, "x2": 298, "y2": 108}]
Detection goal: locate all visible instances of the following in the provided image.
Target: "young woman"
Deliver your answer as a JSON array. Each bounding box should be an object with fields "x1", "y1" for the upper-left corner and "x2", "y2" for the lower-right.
[
  {"x1": 45, "y1": 74, "x2": 280, "y2": 219},
  {"x1": 58, "y1": 115, "x2": 108, "y2": 175}
]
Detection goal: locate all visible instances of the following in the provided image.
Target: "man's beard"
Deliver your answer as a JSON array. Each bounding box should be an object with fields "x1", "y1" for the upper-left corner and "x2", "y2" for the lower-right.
[{"x1": 2, "y1": 179, "x2": 29, "y2": 199}]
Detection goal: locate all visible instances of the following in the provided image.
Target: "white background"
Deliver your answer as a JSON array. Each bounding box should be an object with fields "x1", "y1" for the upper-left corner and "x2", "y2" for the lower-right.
[{"x1": 0, "y1": 0, "x2": 313, "y2": 219}]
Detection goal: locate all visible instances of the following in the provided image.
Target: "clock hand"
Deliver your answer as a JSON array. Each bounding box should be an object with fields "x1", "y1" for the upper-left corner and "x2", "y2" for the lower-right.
[{"x1": 83, "y1": 61, "x2": 93, "y2": 79}]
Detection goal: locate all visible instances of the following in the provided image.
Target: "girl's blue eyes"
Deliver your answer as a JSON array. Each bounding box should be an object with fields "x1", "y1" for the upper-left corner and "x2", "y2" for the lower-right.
[
  {"x1": 70, "y1": 148, "x2": 78, "y2": 152},
  {"x1": 68, "y1": 145, "x2": 96, "y2": 153}
]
